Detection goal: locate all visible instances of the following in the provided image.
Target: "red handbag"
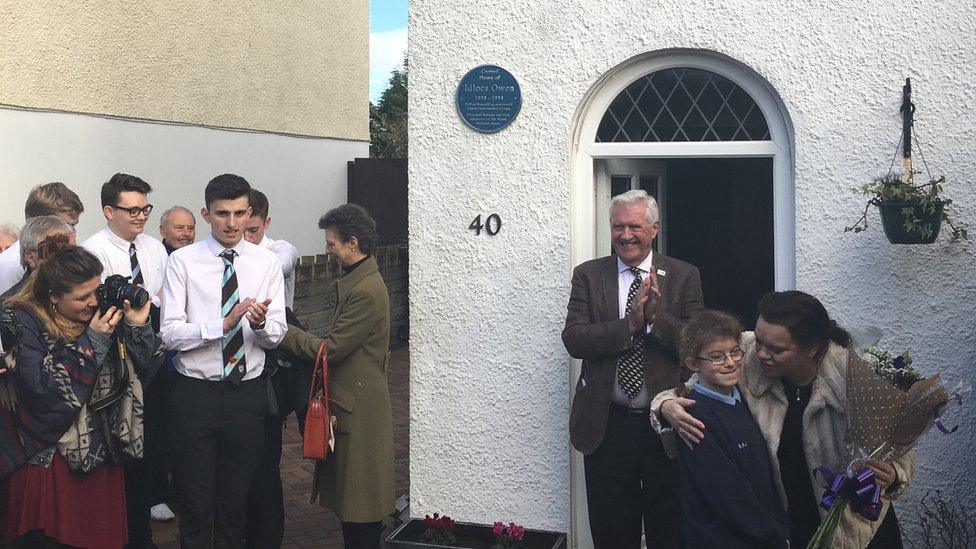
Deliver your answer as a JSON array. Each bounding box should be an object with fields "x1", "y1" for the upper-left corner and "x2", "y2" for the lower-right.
[{"x1": 302, "y1": 340, "x2": 335, "y2": 461}]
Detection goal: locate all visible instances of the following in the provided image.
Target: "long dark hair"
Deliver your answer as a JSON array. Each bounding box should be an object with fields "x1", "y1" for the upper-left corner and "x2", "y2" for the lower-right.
[
  {"x1": 756, "y1": 290, "x2": 851, "y2": 360},
  {"x1": 7, "y1": 236, "x2": 103, "y2": 342}
]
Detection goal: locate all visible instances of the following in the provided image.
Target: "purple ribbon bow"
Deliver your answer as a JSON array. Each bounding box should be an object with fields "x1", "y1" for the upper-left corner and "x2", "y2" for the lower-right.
[
  {"x1": 934, "y1": 393, "x2": 963, "y2": 434},
  {"x1": 815, "y1": 466, "x2": 882, "y2": 522}
]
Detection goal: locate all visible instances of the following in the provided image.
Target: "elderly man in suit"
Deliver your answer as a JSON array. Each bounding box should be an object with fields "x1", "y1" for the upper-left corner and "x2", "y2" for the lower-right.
[{"x1": 563, "y1": 189, "x2": 704, "y2": 549}]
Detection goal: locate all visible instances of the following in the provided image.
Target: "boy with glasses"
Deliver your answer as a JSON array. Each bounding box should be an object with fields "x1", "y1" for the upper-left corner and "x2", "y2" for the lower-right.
[
  {"x1": 83, "y1": 173, "x2": 168, "y2": 309},
  {"x1": 674, "y1": 310, "x2": 791, "y2": 548},
  {"x1": 82, "y1": 172, "x2": 169, "y2": 548}
]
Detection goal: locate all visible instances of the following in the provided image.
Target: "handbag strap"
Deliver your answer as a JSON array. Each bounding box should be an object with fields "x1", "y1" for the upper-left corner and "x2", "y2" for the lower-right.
[{"x1": 307, "y1": 340, "x2": 329, "y2": 406}]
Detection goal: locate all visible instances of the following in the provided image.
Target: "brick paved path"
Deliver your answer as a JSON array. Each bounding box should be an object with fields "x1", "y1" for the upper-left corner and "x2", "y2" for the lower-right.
[{"x1": 153, "y1": 346, "x2": 410, "y2": 548}]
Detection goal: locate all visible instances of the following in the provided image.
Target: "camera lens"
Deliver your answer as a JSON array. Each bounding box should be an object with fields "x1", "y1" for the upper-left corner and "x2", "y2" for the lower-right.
[{"x1": 124, "y1": 285, "x2": 150, "y2": 309}]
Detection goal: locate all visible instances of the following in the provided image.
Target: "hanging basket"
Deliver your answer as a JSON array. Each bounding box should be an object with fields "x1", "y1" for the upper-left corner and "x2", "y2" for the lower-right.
[{"x1": 877, "y1": 200, "x2": 944, "y2": 244}]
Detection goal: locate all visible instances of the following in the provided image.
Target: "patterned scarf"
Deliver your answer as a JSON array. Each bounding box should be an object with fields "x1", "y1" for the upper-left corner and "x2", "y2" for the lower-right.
[{"x1": 0, "y1": 307, "x2": 144, "y2": 478}]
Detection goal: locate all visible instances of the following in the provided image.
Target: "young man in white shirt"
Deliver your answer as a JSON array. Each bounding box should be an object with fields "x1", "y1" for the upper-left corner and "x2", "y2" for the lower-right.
[
  {"x1": 243, "y1": 189, "x2": 298, "y2": 309},
  {"x1": 0, "y1": 182, "x2": 84, "y2": 294},
  {"x1": 81, "y1": 173, "x2": 169, "y2": 547},
  {"x1": 161, "y1": 174, "x2": 286, "y2": 549},
  {"x1": 82, "y1": 173, "x2": 168, "y2": 310},
  {"x1": 241, "y1": 188, "x2": 299, "y2": 548}
]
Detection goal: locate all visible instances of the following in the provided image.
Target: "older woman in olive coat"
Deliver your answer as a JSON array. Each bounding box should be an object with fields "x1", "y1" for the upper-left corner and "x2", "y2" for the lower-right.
[{"x1": 280, "y1": 204, "x2": 394, "y2": 549}]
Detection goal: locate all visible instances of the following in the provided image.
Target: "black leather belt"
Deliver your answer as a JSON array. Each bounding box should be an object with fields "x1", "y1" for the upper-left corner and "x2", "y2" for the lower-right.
[{"x1": 610, "y1": 402, "x2": 650, "y2": 417}]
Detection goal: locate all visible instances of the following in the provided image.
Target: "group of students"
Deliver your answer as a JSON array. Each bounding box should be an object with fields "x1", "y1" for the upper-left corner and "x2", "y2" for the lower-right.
[{"x1": 0, "y1": 174, "x2": 396, "y2": 549}]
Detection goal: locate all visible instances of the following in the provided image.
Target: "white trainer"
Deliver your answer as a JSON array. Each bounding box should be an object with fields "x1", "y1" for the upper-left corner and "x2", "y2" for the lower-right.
[{"x1": 150, "y1": 503, "x2": 176, "y2": 522}]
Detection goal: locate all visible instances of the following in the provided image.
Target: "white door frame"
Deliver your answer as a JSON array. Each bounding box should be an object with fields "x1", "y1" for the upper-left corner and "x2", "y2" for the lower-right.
[{"x1": 567, "y1": 50, "x2": 795, "y2": 549}]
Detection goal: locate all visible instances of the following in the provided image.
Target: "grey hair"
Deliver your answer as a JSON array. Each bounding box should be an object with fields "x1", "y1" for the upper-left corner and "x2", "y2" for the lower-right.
[
  {"x1": 610, "y1": 189, "x2": 659, "y2": 224},
  {"x1": 0, "y1": 222, "x2": 19, "y2": 240},
  {"x1": 19, "y1": 215, "x2": 73, "y2": 268},
  {"x1": 159, "y1": 205, "x2": 195, "y2": 228}
]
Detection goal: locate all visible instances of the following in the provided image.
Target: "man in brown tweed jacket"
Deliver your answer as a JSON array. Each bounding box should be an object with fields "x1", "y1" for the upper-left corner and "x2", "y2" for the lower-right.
[{"x1": 562, "y1": 189, "x2": 703, "y2": 549}]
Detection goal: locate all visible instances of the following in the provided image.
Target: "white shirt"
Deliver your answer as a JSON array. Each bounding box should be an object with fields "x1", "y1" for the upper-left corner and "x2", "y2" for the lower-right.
[
  {"x1": 613, "y1": 251, "x2": 654, "y2": 407},
  {"x1": 0, "y1": 241, "x2": 24, "y2": 295},
  {"x1": 258, "y1": 235, "x2": 298, "y2": 309},
  {"x1": 161, "y1": 235, "x2": 286, "y2": 381},
  {"x1": 617, "y1": 251, "x2": 654, "y2": 319},
  {"x1": 83, "y1": 227, "x2": 169, "y2": 306}
]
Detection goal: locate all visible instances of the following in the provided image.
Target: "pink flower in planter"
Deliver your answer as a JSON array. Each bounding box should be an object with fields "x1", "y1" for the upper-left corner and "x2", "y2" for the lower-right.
[
  {"x1": 508, "y1": 522, "x2": 526, "y2": 541},
  {"x1": 492, "y1": 522, "x2": 506, "y2": 536}
]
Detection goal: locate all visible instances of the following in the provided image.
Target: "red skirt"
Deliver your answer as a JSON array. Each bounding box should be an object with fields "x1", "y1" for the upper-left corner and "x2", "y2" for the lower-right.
[{"x1": 1, "y1": 453, "x2": 127, "y2": 548}]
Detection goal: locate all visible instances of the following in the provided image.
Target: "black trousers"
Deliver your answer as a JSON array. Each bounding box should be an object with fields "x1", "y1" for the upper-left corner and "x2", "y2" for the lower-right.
[
  {"x1": 145, "y1": 365, "x2": 178, "y2": 508},
  {"x1": 340, "y1": 521, "x2": 384, "y2": 549},
  {"x1": 243, "y1": 415, "x2": 285, "y2": 549},
  {"x1": 174, "y1": 375, "x2": 266, "y2": 549},
  {"x1": 123, "y1": 459, "x2": 153, "y2": 549},
  {"x1": 583, "y1": 403, "x2": 682, "y2": 549}
]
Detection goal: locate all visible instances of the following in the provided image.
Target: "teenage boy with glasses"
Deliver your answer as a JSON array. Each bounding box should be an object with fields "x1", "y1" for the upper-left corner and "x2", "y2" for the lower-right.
[
  {"x1": 83, "y1": 173, "x2": 168, "y2": 309},
  {"x1": 82, "y1": 172, "x2": 170, "y2": 549}
]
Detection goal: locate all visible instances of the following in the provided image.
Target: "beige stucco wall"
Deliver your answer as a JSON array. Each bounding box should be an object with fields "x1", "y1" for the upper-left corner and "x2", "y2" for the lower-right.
[{"x1": 0, "y1": 0, "x2": 368, "y2": 140}]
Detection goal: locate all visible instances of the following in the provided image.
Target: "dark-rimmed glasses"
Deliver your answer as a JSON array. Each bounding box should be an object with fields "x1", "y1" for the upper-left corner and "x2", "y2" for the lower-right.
[
  {"x1": 110, "y1": 204, "x2": 154, "y2": 218},
  {"x1": 698, "y1": 348, "x2": 745, "y2": 365}
]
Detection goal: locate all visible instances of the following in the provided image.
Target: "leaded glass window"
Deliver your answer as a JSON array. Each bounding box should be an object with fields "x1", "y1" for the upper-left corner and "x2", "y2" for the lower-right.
[{"x1": 596, "y1": 67, "x2": 770, "y2": 142}]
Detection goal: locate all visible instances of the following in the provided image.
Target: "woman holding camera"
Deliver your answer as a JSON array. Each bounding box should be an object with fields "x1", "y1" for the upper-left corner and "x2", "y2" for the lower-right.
[{"x1": 0, "y1": 238, "x2": 155, "y2": 548}]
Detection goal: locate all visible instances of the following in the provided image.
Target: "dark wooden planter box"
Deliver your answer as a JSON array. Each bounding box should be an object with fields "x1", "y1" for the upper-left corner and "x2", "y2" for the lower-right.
[
  {"x1": 385, "y1": 519, "x2": 567, "y2": 549},
  {"x1": 877, "y1": 200, "x2": 944, "y2": 244}
]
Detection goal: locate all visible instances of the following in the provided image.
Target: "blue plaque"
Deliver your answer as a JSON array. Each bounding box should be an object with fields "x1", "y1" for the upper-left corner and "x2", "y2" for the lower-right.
[{"x1": 456, "y1": 65, "x2": 522, "y2": 133}]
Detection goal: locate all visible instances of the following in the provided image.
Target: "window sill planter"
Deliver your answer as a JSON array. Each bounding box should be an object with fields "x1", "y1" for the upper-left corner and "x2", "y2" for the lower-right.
[
  {"x1": 385, "y1": 519, "x2": 567, "y2": 549},
  {"x1": 877, "y1": 200, "x2": 944, "y2": 244}
]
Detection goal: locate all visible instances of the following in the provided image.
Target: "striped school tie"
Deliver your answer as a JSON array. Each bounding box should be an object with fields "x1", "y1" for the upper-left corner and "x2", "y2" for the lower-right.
[
  {"x1": 616, "y1": 267, "x2": 645, "y2": 399},
  {"x1": 220, "y1": 249, "x2": 246, "y2": 384},
  {"x1": 129, "y1": 243, "x2": 144, "y2": 285}
]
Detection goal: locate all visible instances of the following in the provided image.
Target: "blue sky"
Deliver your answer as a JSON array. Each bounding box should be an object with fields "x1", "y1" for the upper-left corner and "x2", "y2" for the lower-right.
[{"x1": 370, "y1": 0, "x2": 408, "y2": 103}]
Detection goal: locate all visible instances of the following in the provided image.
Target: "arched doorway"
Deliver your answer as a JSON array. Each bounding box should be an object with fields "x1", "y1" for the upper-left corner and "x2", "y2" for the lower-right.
[{"x1": 567, "y1": 50, "x2": 795, "y2": 548}]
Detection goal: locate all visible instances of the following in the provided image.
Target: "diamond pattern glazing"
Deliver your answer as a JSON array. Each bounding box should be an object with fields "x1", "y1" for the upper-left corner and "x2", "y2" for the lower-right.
[{"x1": 596, "y1": 67, "x2": 770, "y2": 142}]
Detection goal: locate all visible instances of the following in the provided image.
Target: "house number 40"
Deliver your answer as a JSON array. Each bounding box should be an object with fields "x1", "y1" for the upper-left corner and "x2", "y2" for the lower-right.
[{"x1": 469, "y1": 214, "x2": 502, "y2": 236}]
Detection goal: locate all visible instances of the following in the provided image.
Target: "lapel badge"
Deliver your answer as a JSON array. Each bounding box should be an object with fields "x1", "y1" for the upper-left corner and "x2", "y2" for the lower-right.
[{"x1": 656, "y1": 268, "x2": 667, "y2": 277}]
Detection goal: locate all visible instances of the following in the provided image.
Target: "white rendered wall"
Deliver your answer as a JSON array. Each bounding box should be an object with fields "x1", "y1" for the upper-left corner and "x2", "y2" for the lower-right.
[
  {"x1": 0, "y1": 107, "x2": 367, "y2": 255},
  {"x1": 409, "y1": 0, "x2": 976, "y2": 541}
]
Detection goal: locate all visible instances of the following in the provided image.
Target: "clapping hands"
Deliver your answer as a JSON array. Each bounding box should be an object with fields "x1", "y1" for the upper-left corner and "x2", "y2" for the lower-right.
[
  {"x1": 222, "y1": 298, "x2": 273, "y2": 333},
  {"x1": 627, "y1": 271, "x2": 662, "y2": 333}
]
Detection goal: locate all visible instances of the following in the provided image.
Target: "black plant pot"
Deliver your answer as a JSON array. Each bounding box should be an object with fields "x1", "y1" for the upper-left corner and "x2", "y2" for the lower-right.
[
  {"x1": 876, "y1": 200, "x2": 944, "y2": 244},
  {"x1": 386, "y1": 519, "x2": 567, "y2": 549}
]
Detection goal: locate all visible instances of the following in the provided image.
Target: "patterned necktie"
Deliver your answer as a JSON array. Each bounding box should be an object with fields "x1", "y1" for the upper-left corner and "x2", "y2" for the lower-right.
[
  {"x1": 617, "y1": 267, "x2": 645, "y2": 399},
  {"x1": 220, "y1": 249, "x2": 246, "y2": 384},
  {"x1": 129, "y1": 243, "x2": 144, "y2": 286}
]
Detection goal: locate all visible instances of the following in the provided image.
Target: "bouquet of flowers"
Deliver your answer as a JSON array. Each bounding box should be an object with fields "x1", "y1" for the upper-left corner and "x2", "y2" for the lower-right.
[
  {"x1": 422, "y1": 512, "x2": 457, "y2": 546},
  {"x1": 491, "y1": 521, "x2": 526, "y2": 549},
  {"x1": 806, "y1": 347, "x2": 965, "y2": 548},
  {"x1": 861, "y1": 346, "x2": 921, "y2": 391}
]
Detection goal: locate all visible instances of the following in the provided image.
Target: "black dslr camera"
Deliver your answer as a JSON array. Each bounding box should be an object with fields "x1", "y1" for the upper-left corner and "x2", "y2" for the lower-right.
[
  {"x1": 95, "y1": 275, "x2": 150, "y2": 314},
  {"x1": 0, "y1": 307, "x2": 19, "y2": 355}
]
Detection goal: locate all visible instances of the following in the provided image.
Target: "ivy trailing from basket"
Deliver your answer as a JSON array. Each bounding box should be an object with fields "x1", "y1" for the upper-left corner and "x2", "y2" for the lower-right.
[{"x1": 845, "y1": 172, "x2": 968, "y2": 242}]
